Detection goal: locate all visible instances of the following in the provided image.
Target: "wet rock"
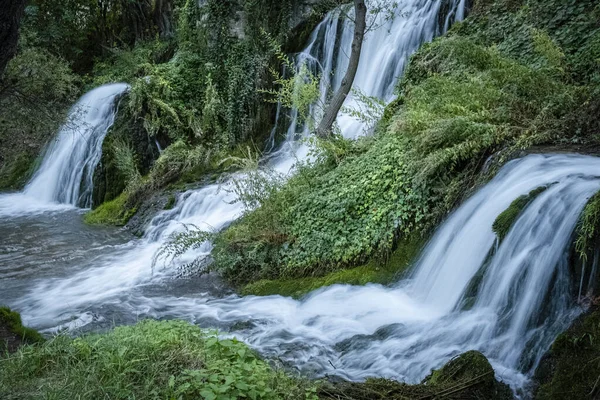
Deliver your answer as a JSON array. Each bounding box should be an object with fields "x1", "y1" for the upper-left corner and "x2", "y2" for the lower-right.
[
  {"x1": 534, "y1": 307, "x2": 600, "y2": 399},
  {"x1": 0, "y1": 307, "x2": 44, "y2": 353},
  {"x1": 319, "y1": 350, "x2": 514, "y2": 400}
]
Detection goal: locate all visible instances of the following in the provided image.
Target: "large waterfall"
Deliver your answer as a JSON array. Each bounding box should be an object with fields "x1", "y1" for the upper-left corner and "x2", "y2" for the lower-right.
[
  {"x1": 4, "y1": 0, "x2": 597, "y2": 397},
  {"x1": 0, "y1": 83, "x2": 128, "y2": 215}
]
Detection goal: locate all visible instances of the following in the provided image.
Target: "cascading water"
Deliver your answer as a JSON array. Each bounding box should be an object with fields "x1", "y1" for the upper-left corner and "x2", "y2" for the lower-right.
[
  {"x1": 12, "y1": 154, "x2": 599, "y2": 397},
  {"x1": 0, "y1": 83, "x2": 128, "y2": 215},
  {"x1": 8, "y1": 0, "x2": 595, "y2": 397}
]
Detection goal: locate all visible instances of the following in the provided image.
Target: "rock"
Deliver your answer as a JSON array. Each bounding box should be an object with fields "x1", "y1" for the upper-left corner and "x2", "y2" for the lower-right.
[
  {"x1": 319, "y1": 350, "x2": 514, "y2": 400},
  {"x1": 0, "y1": 307, "x2": 44, "y2": 353},
  {"x1": 534, "y1": 307, "x2": 600, "y2": 399}
]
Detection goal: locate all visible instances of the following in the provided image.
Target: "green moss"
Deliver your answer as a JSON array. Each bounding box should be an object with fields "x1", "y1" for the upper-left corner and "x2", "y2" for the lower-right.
[
  {"x1": 84, "y1": 193, "x2": 137, "y2": 226},
  {"x1": 0, "y1": 320, "x2": 315, "y2": 400},
  {"x1": 164, "y1": 194, "x2": 176, "y2": 210},
  {"x1": 241, "y1": 235, "x2": 424, "y2": 298},
  {"x1": 320, "y1": 351, "x2": 513, "y2": 400},
  {"x1": 575, "y1": 191, "x2": 600, "y2": 261},
  {"x1": 0, "y1": 153, "x2": 37, "y2": 190},
  {"x1": 534, "y1": 309, "x2": 600, "y2": 399},
  {"x1": 0, "y1": 307, "x2": 44, "y2": 349},
  {"x1": 492, "y1": 186, "x2": 547, "y2": 240}
]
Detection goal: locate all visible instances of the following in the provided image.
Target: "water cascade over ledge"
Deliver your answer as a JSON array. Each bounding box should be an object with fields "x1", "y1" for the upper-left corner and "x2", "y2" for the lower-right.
[{"x1": 0, "y1": 83, "x2": 128, "y2": 215}]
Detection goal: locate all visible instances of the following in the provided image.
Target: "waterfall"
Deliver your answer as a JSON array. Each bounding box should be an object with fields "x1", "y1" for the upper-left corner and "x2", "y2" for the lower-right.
[
  {"x1": 3, "y1": 83, "x2": 128, "y2": 213},
  {"x1": 111, "y1": 154, "x2": 600, "y2": 396},
  {"x1": 4, "y1": 0, "x2": 598, "y2": 396}
]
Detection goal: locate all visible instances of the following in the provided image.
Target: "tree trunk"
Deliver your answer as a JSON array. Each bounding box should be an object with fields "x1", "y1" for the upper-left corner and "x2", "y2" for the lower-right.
[
  {"x1": 316, "y1": 0, "x2": 367, "y2": 138},
  {"x1": 0, "y1": 0, "x2": 26, "y2": 78}
]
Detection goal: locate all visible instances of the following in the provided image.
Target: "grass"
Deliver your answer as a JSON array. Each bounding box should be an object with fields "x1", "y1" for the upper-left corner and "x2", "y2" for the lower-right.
[
  {"x1": 0, "y1": 320, "x2": 317, "y2": 400},
  {"x1": 84, "y1": 192, "x2": 137, "y2": 226},
  {"x1": 241, "y1": 234, "x2": 425, "y2": 298}
]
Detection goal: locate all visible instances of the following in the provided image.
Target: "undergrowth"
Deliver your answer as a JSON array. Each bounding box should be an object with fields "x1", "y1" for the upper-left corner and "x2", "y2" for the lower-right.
[{"x1": 0, "y1": 320, "x2": 317, "y2": 400}]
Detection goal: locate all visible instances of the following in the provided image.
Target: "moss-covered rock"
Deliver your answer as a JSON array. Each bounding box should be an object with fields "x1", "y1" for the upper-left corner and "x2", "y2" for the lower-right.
[
  {"x1": 492, "y1": 186, "x2": 548, "y2": 241},
  {"x1": 534, "y1": 308, "x2": 600, "y2": 399},
  {"x1": 241, "y1": 234, "x2": 425, "y2": 298},
  {"x1": 0, "y1": 307, "x2": 44, "y2": 353},
  {"x1": 84, "y1": 192, "x2": 137, "y2": 226},
  {"x1": 319, "y1": 351, "x2": 514, "y2": 400}
]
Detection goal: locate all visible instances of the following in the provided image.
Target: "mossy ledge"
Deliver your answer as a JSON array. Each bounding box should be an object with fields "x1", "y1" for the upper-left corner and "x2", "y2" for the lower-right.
[
  {"x1": 241, "y1": 235, "x2": 425, "y2": 298},
  {"x1": 534, "y1": 307, "x2": 600, "y2": 399},
  {"x1": 492, "y1": 186, "x2": 548, "y2": 241},
  {"x1": 320, "y1": 351, "x2": 514, "y2": 400},
  {"x1": 0, "y1": 307, "x2": 44, "y2": 353},
  {"x1": 84, "y1": 192, "x2": 137, "y2": 226}
]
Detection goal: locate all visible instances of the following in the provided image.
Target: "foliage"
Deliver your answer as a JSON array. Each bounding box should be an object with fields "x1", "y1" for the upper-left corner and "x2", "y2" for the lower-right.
[
  {"x1": 86, "y1": 0, "x2": 329, "y2": 209},
  {"x1": 0, "y1": 47, "x2": 79, "y2": 189},
  {"x1": 492, "y1": 186, "x2": 548, "y2": 241},
  {"x1": 0, "y1": 320, "x2": 317, "y2": 400},
  {"x1": 21, "y1": 0, "x2": 175, "y2": 73},
  {"x1": 210, "y1": 0, "x2": 600, "y2": 285},
  {"x1": 242, "y1": 234, "x2": 424, "y2": 298},
  {"x1": 575, "y1": 192, "x2": 600, "y2": 261},
  {"x1": 152, "y1": 225, "x2": 215, "y2": 272}
]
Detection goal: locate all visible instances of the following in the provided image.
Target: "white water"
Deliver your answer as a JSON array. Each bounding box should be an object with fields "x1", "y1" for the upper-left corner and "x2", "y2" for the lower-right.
[
  {"x1": 7, "y1": 0, "x2": 596, "y2": 396},
  {"x1": 16, "y1": 154, "x2": 599, "y2": 397},
  {"x1": 0, "y1": 83, "x2": 128, "y2": 216}
]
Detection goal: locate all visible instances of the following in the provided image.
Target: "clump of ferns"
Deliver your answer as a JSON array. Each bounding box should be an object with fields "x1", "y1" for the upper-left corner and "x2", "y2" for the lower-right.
[{"x1": 152, "y1": 223, "x2": 216, "y2": 276}]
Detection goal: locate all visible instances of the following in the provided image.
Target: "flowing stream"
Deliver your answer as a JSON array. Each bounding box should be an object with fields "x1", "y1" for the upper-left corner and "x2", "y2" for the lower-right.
[{"x1": 0, "y1": 0, "x2": 596, "y2": 397}]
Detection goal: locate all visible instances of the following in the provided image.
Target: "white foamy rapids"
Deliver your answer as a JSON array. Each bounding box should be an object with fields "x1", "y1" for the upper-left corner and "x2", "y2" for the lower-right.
[
  {"x1": 2, "y1": 83, "x2": 129, "y2": 215},
  {"x1": 92, "y1": 154, "x2": 600, "y2": 395}
]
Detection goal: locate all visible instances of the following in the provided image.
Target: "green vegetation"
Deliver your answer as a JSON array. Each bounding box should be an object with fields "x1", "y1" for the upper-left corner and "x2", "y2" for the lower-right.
[
  {"x1": 0, "y1": 307, "x2": 44, "y2": 352},
  {"x1": 0, "y1": 320, "x2": 317, "y2": 400},
  {"x1": 575, "y1": 192, "x2": 600, "y2": 261},
  {"x1": 492, "y1": 186, "x2": 547, "y2": 240},
  {"x1": 242, "y1": 234, "x2": 424, "y2": 298},
  {"x1": 87, "y1": 0, "x2": 335, "y2": 214},
  {"x1": 320, "y1": 351, "x2": 513, "y2": 400},
  {"x1": 0, "y1": 48, "x2": 79, "y2": 189},
  {"x1": 534, "y1": 308, "x2": 600, "y2": 399},
  {"x1": 206, "y1": 0, "x2": 600, "y2": 286},
  {"x1": 84, "y1": 192, "x2": 137, "y2": 226}
]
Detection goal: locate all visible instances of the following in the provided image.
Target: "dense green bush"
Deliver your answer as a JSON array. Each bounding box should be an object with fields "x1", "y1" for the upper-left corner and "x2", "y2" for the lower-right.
[{"x1": 0, "y1": 320, "x2": 316, "y2": 400}]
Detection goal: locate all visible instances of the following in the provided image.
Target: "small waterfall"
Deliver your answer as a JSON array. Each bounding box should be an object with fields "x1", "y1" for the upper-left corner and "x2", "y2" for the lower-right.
[{"x1": 23, "y1": 83, "x2": 129, "y2": 208}]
